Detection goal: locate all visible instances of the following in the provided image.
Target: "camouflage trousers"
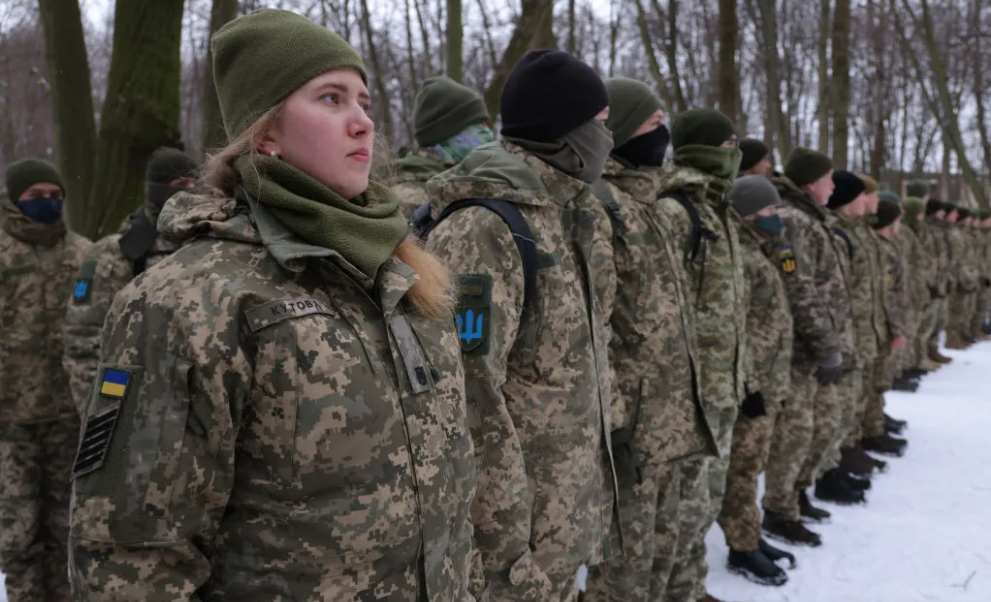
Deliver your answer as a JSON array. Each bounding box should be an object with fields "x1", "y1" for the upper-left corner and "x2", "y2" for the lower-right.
[
  {"x1": 763, "y1": 365, "x2": 817, "y2": 522},
  {"x1": 796, "y1": 375, "x2": 843, "y2": 490},
  {"x1": 930, "y1": 297, "x2": 950, "y2": 349},
  {"x1": 843, "y1": 363, "x2": 877, "y2": 449},
  {"x1": 917, "y1": 300, "x2": 942, "y2": 361},
  {"x1": 971, "y1": 286, "x2": 991, "y2": 334},
  {"x1": 817, "y1": 369, "x2": 863, "y2": 477},
  {"x1": 584, "y1": 459, "x2": 701, "y2": 602},
  {"x1": 0, "y1": 416, "x2": 79, "y2": 602},
  {"x1": 949, "y1": 292, "x2": 978, "y2": 338},
  {"x1": 716, "y1": 403, "x2": 779, "y2": 551},
  {"x1": 663, "y1": 456, "x2": 713, "y2": 602},
  {"x1": 863, "y1": 355, "x2": 890, "y2": 439}
]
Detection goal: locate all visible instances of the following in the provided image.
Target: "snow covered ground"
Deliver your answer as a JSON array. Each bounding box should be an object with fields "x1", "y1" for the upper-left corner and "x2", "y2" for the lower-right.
[
  {"x1": 704, "y1": 340, "x2": 991, "y2": 602},
  {"x1": 3, "y1": 342, "x2": 988, "y2": 602}
]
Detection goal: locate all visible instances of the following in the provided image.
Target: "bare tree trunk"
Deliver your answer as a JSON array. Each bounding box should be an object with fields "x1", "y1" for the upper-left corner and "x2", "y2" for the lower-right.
[
  {"x1": 404, "y1": 0, "x2": 419, "y2": 89},
  {"x1": 756, "y1": 0, "x2": 790, "y2": 159},
  {"x1": 633, "y1": 0, "x2": 675, "y2": 109},
  {"x1": 530, "y1": 0, "x2": 558, "y2": 50},
  {"x1": 201, "y1": 0, "x2": 238, "y2": 155},
  {"x1": 831, "y1": 0, "x2": 850, "y2": 168},
  {"x1": 446, "y1": 0, "x2": 463, "y2": 81},
  {"x1": 658, "y1": 0, "x2": 688, "y2": 112},
  {"x1": 360, "y1": 0, "x2": 393, "y2": 141},
  {"x1": 972, "y1": 0, "x2": 991, "y2": 178},
  {"x1": 413, "y1": 0, "x2": 433, "y2": 75},
  {"x1": 37, "y1": 0, "x2": 97, "y2": 234},
  {"x1": 88, "y1": 0, "x2": 185, "y2": 240},
  {"x1": 567, "y1": 0, "x2": 577, "y2": 54},
  {"x1": 817, "y1": 0, "x2": 831, "y2": 154},
  {"x1": 609, "y1": 0, "x2": 620, "y2": 77},
  {"x1": 483, "y1": 0, "x2": 553, "y2": 120},
  {"x1": 868, "y1": 0, "x2": 887, "y2": 179},
  {"x1": 475, "y1": 0, "x2": 499, "y2": 71},
  {"x1": 718, "y1": 0, "x2": 739, "y2": 121}
]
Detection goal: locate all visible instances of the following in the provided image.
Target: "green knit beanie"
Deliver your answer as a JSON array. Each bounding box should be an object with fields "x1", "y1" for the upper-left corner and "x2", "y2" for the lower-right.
[
  {"x1": 739, "y1": 139, "x2": 771, "y2": 172},
  {"x1": 877, "y1": 190, "x2": 902, "y2": 204},
  {"x1": 785, "y1": 147, "x2": 833, "y2": 188},
  {"x1": 902, "y1": 196, "x2": 926, "y2": 221},
  {"x1": 670, "y1": 108, "x2": 736, "y2": 150},
  {"x1": 212, "y1": 9, "x2": 368, "y2": 140},
  {"x1": 906, "y1": 180, "x2": 930, "y2": 199},
  {"x1": 604, "y1": 77, "x2": 663, "y2": 148},
  {"x1": 3, "y1": 159, "x2": 65, "y2": 202},
  {"x1": 413, "y1": 76, "x2": 488, "y2": 147}
]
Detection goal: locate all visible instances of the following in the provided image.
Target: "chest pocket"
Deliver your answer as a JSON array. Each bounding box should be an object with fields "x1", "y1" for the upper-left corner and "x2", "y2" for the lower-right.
[{"x1": 242, "y1": 297, "x2": 419, "y2": 551}]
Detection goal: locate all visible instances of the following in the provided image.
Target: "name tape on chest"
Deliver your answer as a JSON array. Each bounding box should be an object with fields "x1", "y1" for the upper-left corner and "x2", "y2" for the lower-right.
[
  {"x1": 246, "y1": 297, "x2": 334, "y2": 333},
  {"x1": 779, "y1": 246, "x2": 798, "y2": 274}
]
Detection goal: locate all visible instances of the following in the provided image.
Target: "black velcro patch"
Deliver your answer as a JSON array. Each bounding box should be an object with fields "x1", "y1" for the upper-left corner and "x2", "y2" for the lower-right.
[
  {"x1": 72, "y1": 404, "x2": 121, "y2": 479},
  {"x1": 456, "y1": 273, "x2": 492, "y2": 355}
]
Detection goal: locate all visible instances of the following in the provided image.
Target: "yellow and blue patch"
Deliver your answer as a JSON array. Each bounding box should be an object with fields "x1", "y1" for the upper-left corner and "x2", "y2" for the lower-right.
[{"x1": 100, "y1": 368, "x2": 131, "y2": 399}]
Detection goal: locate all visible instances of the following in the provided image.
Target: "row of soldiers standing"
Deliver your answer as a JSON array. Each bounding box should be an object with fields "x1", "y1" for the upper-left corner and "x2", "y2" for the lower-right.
[{"x1": 1, "y1": 12, "x2": 991, "y2": 600}]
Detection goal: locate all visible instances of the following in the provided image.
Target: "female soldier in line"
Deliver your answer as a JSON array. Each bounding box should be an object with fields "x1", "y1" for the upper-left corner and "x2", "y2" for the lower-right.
[{"x1": 68, "y1": 9, "x2": 477, "y2": 601}]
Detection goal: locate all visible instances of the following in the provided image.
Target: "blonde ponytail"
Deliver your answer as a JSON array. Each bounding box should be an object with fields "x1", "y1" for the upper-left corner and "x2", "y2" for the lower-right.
[{"x1": 393, "y1": 237, "x2": 456, "y2": 320}]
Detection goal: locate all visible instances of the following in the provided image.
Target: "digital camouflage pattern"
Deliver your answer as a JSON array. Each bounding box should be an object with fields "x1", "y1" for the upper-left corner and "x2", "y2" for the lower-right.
[
  {"x1": 833, "y1": 213, "x2": 884, "y2": 366},
  {"x1": 0, "y1": 190, "x2": 91, "y2": 424},
  {"x1": 583, "y1": 158, "x2": 717, "y2": 602},
  {"x1": 867, "y1": 235, "x2": 911, "y2": 436},
  {"x1": 892, "y1": 224, "x2": 927, "y2": 369},
  {"x1": 69, "y1": 191, "x2": 478, "y2": 601},
  {"x1": 717, "y1": 220, "x2": 793, "y2": 552},
  {"x1": 390, "y1": 149, "x2": 450, "y2": 218},
  {"x1": 655, "y1": 163, "x2": 746, "y2": 602},
  {"x1": 63, "y1": 210, "x2": 179, "y2": 416},
  {"x1": 0, "y1": 188, "x2": 90, "y2": 602},
  {"x1": 424, "y1": 141, "x2": 618, "y2": 601},
  {"x1": 762, "y1": 365, "x2": 817, "y2": 522}
]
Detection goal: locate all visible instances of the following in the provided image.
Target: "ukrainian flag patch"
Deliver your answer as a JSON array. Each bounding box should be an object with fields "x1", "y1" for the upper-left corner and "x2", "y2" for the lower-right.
[{"x1": 100, "y1": 368, "x2": 131, "y2": 399}]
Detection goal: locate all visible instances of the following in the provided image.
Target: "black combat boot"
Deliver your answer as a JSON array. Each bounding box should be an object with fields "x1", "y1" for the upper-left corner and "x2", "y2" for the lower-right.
[
  {"x1": 862, "y1": 433, "x2": 907, "y2": 457},
  {"x1": 841, "y1": 445, "x2": 875, "y2": 476},
  {"x1": 763, "y1": 510, "x2": 822, "y2": 547},
  {"x1": 759, "y1": 538, "x2": 797, "y2": 569},
  {"x1": 815, "y1": 469, "x2": 867, "y2": 505},
  {"x1": 869, "y1": 454, "x2": 888, "y2": 472},
  {"x1": 891, "y1": 377, "x2": 920, "y2": 392},
  {"x1": 799, "y1": 490, "x2": 832, "y2": 522},
  {"x1": 840, "y1": 469, "x2": 871, "y2": 491},
  {"x1": 885, "y1": 414, "x2": 907, "y2": 435},
  {"x1": 727, "y1": 549, "x2": 789, "y2": 586}
]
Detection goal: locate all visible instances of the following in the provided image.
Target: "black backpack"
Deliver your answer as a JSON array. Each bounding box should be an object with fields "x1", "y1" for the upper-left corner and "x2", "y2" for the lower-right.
[
  {"x1": 414, "y1": 200, "x2": 539, "y2": 309},
  {"x1": 658, "y1": 191, "x2": 719, "y2": 262}
]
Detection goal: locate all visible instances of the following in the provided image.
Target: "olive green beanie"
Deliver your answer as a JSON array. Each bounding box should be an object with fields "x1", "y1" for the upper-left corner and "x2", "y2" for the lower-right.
[
  {"x1": 785, "y1": 147, "x2": 833, "y2": 188},
  {"x1": 413, "y1": 76, "x2": 487, "y2": 147},
  {"x1": 604, "y1": 77, "x2": 663, "y2": 148},
  {"x1": 212, "y1": 9, "x2": 368, "y2": 140},
  {"x1": 3, "y1": 159, "x2": 65, "y2": 202},
  {"x1": 671, "y1": 108, "x2": 736, "y2": 149},
  {"x1": 902, "y1": 196, "x2": 926, "y2": 221},
  {"x1": 906, "y1": 180, "x2": 930, "y2": 199}
]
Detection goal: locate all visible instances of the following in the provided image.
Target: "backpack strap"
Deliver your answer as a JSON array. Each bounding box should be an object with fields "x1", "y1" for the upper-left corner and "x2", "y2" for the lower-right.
[
  {"x1": 832, "y1": 227, "x2": 855, "y2": 260},
  {"x1": 660, "y1": 191, "x2": 719, "y2": 262},
  {"x1": 592, "y1": 179, "x2": 623, "y2": 224},
  {"x1": 420, "y1": 198, "x2": 538, "y2": 309}
]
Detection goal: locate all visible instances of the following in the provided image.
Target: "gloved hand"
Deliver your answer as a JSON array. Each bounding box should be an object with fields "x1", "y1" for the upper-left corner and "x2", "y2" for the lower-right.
[
  {"x1": 740, "y1": 390, "x2": 767, "y2": 419},
  {"x1": 816, "y1": 351, "x2": 844, "y2": 386}
]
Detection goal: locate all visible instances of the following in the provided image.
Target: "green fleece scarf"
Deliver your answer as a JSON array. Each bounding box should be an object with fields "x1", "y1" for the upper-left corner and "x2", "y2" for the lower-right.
[
  {"x1": 673, "y1": 144, "x2": 742, "y2": 205},
  {"x1": 236, "y1": 154, "x2": 408, "y2": 279}
]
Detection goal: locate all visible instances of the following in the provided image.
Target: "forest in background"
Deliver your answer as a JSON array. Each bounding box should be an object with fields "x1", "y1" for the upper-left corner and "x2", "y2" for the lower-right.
[{"x1": 1, "y1": 0, "x2": 989, "y2": 239}]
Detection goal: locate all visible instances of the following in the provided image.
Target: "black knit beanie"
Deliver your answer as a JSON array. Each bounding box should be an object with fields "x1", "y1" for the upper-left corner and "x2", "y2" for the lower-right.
[
  {"x1": 906, "y1": 180, "x2": 930, "y2": 199},
  {"x1": 925, "y1": 198, "x2": 945, "y2": 216},
  {"x1": 413, "y1": 76, "x2": 488, "y2": 147},
  {"x1": 827, "y1": 171, "x2": 867, "y2": 209},
  {"x1": 670, "y1": 108, "x2": 736, "y2": 149},
  {"x1": 146, "y1": 147, "x2": 198, "y2": 184},
  {"x1": 874, "y1": 198, "x2": 902, "y2": 230},
  {"x1": 501, "y1": 50, "x2": 609, "y2": 142},
  {"x1": 785, "y1": 147, "x2": 833, "y2": 188},
  {"x1": 3, "y1": 159, "x2": 65, "y2": 202},
  {"x1": 739, "y1": 139, "x2": 771, "y2": 172}
]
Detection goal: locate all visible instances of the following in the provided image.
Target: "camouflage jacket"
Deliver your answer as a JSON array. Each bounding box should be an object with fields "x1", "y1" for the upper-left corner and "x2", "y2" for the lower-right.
[
  {"x1": 424, "y1": 141, "x2": 618, "y2": 596},
  {"x1": 0, "y1": 190, "x2": 91, "y2": 424},
  {"x1": 894, "y1": 225, "x2": 928, "y2": 326},
  {"x1": 737, "y1": 219, "x2": 793, "y2": 408},
  {"x1": 861, "y1": 225, "x2": 893, "y2": 351},
  {"x1": 69, "y1": 192, "x2": 477, "y2": 601},
  {"x1": 596, "y1": 158, "x2": 716, "y2": 468},
  {"x1": 878, "y1": 234, "x2": 911, "y2": 340},
  {"x1": 390, "y1": 150, "x2": 450, "y2": 218},
  {"x1": 833, "y1": 213, "x2": 883, "y2": 363},
  {"x1": 63, "y1": 209, "x2": 179, "y2": 416},
  {"x1": 946, "y1": 225, "x2": 978, "y2": 293},
  {"x1": 921, "y1": 218, "x2": 951, "y2": 297},
  {"x1": 961, "y1": 227, "x2": 985, "y2": 292},
  {"x1": 771, "y1": 176, "x2": 846, "y2": 366},
  {"x1": 655, "y1": 164, "x2": 746, "y2": 454}
]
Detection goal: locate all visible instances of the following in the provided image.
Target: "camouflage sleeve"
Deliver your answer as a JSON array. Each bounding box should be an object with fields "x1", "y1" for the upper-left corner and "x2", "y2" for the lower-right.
[
  {"x1": 587, "y1": 192, "x2": 621, "y2": 431},
  {"x1": 62, "y1": 239, "x2": 133, "y2": 417},
  {"x1": 778, "y1": 214, "x2": 841, "y2": 361},
  {"x1": 883, "y1": 241, "x2": 911, "y2": 338},
  {"x1": 425, "y1": 207, "x2": 548, "y2": 596},
  {"x1": 69, "y1": 288, "x2": 246, "y2": 601}
]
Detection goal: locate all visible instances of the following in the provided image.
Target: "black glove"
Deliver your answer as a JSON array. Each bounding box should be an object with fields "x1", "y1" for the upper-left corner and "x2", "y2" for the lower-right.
[
  {"x1": 740, "y1": 390, "x2": 767, "y2": 419},
  {"x1": 816, "y1": 364, "x2": 844, "y2": 386}
]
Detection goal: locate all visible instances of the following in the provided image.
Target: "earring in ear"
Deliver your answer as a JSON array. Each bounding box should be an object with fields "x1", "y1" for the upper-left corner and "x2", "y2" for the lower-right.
[{"x1": 270, "y1": 150, "x2": 279, "y2": 159}]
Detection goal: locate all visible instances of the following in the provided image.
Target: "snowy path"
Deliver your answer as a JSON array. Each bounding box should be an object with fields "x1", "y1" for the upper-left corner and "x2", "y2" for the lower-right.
[{"x1": 705, "y1": 340, "x2": 991, "y2": 602}]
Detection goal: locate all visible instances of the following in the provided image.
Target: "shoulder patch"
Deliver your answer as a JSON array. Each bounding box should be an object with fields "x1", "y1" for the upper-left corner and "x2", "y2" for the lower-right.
[
  {"x1": 72, "y1": 403, "x2": 121, "y2": 479},
  {"x1": 780, "y1": 246, "x2": 798, "y2": 274},
  {"x1": 72, "y1": 259, "x2": 98, "y2": 305},
  {"x1": 456, "y1": 273, "x2": 492, "y2": 355},
  {"x1": 245, "y1": 296, "x2": 334, "y2": 333},
  {"x1": 99, "y1": 367, "x2": 132, "y2": 399}
]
